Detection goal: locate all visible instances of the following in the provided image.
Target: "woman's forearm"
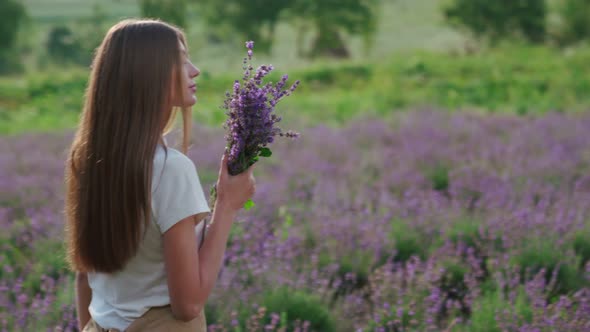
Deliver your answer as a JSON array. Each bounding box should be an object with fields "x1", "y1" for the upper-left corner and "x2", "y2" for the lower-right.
[
  {"x1": 196, "y1": 204, "x2": 237, "y2": 301},
  {"x1": 75, "y1": 272, "x2": 92, "y2": 330}
]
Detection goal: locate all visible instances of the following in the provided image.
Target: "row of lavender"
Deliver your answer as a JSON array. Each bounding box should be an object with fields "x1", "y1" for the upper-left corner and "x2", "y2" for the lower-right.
[{"x1": 1, "y1": 111, "x2": 590, "y2": 331}]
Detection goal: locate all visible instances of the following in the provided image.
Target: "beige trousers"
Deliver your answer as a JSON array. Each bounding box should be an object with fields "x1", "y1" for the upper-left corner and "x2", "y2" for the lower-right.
[{"x1": 82, "y1": 305, "x2": 206, "y2": 332}]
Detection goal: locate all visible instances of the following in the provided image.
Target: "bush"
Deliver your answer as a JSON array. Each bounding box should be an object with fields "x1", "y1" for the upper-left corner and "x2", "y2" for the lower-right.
[
  {"x1": 513, "y1": 241, "x2": 586, "y2": 299},
  {"x1": 438, "y1": 260, "x2": 471, "y2": 320},
  {"x1": 243, "y1": 287, "x2": 336, "y2": 332},
  {"x1": 46, "y1": 25, "x2": 87, "y2": 65},
  {"x1": 0, "y1": 0, "x2": 27, "y2": 74},
  {"x1": 389, "y1": 220, "x2": 428, "y2": 263},
  {"x1": 444, "y1": 0, "x2": 547, "y2": 44},
  {"x1": 0, "y1": 0, "x2": 26, "y2": 51},
  {"x1": 557, "y1": 0, "x2": 590, "y2": 45},
  {"x1": 573, "y1": 230, "x2": 590, "y2": 268},
  {"x1": 427, "y1": 163, "x2": 450, "y2": 192},
  {"x1": 0, "y1": 49, "x2": 24, "y2": 75},
  {"x1": 318, "y1": 249, "x2": 372, "y2": 303},
  {"x1": 468, "y1": 286, "x2": 532, "y2": 332},
  {"x1": 140, "y1": 0, "x2": 189, "y2": 29}
]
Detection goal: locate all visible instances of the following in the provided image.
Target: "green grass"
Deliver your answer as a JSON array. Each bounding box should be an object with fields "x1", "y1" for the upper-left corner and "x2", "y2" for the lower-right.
[
  {"x1": 454, "y1": 286, "x2": 533, "y2": 332},
  {"x1": 2, "y1": 45, "x2": 590, "y2": 135},
  {"x1": 3, "y1": 1, "x2": 590, "y2": 135}
]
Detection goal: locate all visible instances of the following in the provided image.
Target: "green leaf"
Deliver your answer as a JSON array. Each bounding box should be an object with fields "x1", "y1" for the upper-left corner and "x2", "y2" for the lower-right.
[
  {"x1": 259, "y1": 147, "x2": 272, "y2": 157},
  {"x1": 244, "y1": 199, "x2": 255, "y2": 211}
]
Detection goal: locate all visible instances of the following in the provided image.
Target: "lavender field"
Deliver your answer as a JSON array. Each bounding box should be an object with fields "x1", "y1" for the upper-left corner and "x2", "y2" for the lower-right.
[{"x1": 1, "y1": 110, "x2": 590, "y2": 331}]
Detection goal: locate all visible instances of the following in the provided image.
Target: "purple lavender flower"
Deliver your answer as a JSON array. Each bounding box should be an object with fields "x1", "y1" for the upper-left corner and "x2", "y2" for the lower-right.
[
  {"x1": 211, "y1": 40, "x2": 300, "y2": 210},
  {"x1": 222, "y1": 40, "x2": 300, "y2": 176}
]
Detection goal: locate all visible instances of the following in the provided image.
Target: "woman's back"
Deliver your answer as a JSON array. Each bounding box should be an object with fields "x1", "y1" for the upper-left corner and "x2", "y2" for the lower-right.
[{"x1": 87, "y1": 145, "x2": 210, "y2": 331}]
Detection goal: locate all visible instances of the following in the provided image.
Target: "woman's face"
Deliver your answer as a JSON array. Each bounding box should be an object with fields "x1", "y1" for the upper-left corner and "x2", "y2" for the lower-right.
[{"x1": 172, "y1": 42, "x2": 200, "y2": 108}]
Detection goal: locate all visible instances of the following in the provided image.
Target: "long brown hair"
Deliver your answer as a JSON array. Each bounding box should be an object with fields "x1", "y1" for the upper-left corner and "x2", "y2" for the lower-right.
[{"x1": 65, "y1": 19, "x2": 192, "y2": 273}]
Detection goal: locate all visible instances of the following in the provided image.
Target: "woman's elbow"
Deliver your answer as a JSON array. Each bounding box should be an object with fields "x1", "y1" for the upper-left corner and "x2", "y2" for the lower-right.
[{"x1": 171, "y1": 303, "x2": 204, "y2": 322}]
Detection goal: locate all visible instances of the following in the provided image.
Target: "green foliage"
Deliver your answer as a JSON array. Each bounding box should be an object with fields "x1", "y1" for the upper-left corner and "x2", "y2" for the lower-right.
[
  {"x1": 444, "y1": 0, "x2": 547, "y2": 44},
  {"x1": 42, "y1": 5, "x2": 109, "y2": 67},
  {"x1": 204, "y1": 302, "x2": 221, "y2": 326},
  {"x1": 195, "y1": 0, "x2": 378, "y2": 57},
  {"x1": 254, "y1": 287, "x2": 336, "y2": 332},
  {"x1": 46, "y1": 25, "x2": 86, "y2": 65},
  {"x1": 0, "y1": 0, "x2": 27, "y2": 74},
  {"x1": 389, "y1": 220, "x2": 428, "y2": 263},
  {"x1": 427, "y1": 163, "x2": 450, "y2": 192},
  {"x1": 23, "y1": 240, "x2": 68, "y2": 295},
  {"x1": 4, "y1": 46, "x2": 590, "y2": 134},
  {"x1": 467, "y1": 286, "x2": 532, "y2": 332},
  {"x1": 0, "y1": 49, "x2": 24, "y2": 75},
  {"x1": 275, "y1": 205, "x2": 294, "y2": 241},
  {"x1": 259, "y1": 147, "x2": 272, "y2": 157},
  {"x1": 140, "y1": 0, "x2": 188, "y2": 29},
  {"x1": 438, "y1": 260, "x2": 471, "y2": 321},
  {"x1": 288, "y1": 0, "x2": 379, "y2": 58},
  {"x1": 440, "y1": 260, "x2": 468, "y2": 293},
  {"x1": 318, "y1": 248, "x2": 373, "y2": 302},
  {"x1": 0, "y1": 0, "x2": 26, "y2": 51},
  {"x1": 447, "y1": 217, "x2": 502, "y2": 251},
  {"x1": 448, "y1": 219, "x2": 481, "y2": 249},
  {"x1": 301, "y1": 63, "x2": 373, "y2": 87},
  {"x1": 513, "y1": 240, "x2": 586, "y2": 298},
  {"x1": 334, "y1": 250, "x2": 372, "y2": 292},
  {"x1": 195, "y1": 0, "x2": 290, "y2": 53},
  {"x1": 557, "y1": 0, "x2": 590, "y2": 45},
  {"x1": 573, "y1": 230, "x2": 590, "y2": 268}
]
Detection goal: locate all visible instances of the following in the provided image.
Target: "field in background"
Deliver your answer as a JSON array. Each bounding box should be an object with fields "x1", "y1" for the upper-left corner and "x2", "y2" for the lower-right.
[
  {"x1": 2, "y1": 45, "x2": 590, "y2": 135},
  {"x1": 19, "y1": 0, "x2": 464, "y2": 73}
]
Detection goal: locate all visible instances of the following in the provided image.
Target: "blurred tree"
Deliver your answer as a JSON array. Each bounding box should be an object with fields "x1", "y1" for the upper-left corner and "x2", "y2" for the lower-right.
[
  {"x1": 0, "y1": 0, "x2": 26, "y2": 52},
  {"x1": 44, "y1": 4, "x2": 109, "y2": 67},
  {"x1": 556, "y1": 0, "x2": 590, "y2": 45},
  {"x1": 0, "y1": 0, "x2": 27, "y2": 74},
  {"x1": 444, "y1": 0, "x2": 547, "y2": 44},
  {"x1": 47, "y1": 26, "x2": 84, "y2": 65},
  {"x1": 287, "y1": 0, "x2": 379, "y2": 58},
  {"x1": 140, "y1": 0, "x2": 189, "y2": 29},
  {"x1": 194, "y1": 0, "x2": 290, "y2": 53},
  {"x1": 195, "y1": 0, "x2": 378, "y2": 58}
]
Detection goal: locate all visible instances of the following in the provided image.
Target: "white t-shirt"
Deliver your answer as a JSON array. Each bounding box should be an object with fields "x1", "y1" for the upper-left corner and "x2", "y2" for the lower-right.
[{"x1": 87, "y1": 144, "x2": 211, "y2": 331}]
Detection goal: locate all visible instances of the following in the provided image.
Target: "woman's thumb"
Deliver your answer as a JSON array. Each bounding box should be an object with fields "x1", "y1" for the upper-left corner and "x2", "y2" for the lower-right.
[{"x1": 219, "y1": 152, "x2": 228, "y2": 178}]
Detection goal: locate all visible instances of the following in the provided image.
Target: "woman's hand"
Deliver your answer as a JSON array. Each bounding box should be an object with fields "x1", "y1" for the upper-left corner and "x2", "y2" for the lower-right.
[{"x1": 214, "y1": 153, "x2": 255, "y2": 212}]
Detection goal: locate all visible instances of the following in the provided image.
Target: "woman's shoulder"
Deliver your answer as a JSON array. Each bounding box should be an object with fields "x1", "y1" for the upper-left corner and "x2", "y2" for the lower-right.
[
  {"x1": 155, "y1": 146, "x2": 193, "y2": 166},
  {"x1": 154, "y1": 146, "x2": 197, "y2": 179}
]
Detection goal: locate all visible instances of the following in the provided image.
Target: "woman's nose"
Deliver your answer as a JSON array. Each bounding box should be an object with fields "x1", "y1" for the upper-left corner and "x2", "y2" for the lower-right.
[{"x1": 191, "y1": 66, "x2": 200, "y2": 78}]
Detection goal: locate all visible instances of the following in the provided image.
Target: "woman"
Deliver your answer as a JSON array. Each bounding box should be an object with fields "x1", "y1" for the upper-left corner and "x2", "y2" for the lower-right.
[{"x1": 64, "y1": 19, "x2": 255, "y2": 332}]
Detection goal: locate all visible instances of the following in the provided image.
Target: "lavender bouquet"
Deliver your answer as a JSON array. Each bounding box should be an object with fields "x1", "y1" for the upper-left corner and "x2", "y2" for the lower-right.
[{"x1": 210, "y1": 41, "x2": 300, "y2": 211}]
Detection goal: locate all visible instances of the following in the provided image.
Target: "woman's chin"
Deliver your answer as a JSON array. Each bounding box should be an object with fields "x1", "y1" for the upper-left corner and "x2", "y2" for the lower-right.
[{"x1": 183, "y1": 96, "x2": 197, "y2": 107}]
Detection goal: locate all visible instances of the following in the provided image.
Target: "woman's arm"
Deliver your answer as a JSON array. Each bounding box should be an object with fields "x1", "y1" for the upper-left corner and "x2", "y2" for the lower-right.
[
  {"x1": 163, "y1": 153, "x2": 254, "y2": 322},
  {"x1": 163, "y1": 204, "x2": 237, "y2": 321},
  {"x1": 75, "y1": 272, "x2": 92, "y2": 330}
]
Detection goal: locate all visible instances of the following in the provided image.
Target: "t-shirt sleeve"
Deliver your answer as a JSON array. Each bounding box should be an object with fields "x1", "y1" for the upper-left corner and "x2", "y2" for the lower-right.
[{"x1": 152, "y1": 153, "x2": 211, "y2": 234}]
